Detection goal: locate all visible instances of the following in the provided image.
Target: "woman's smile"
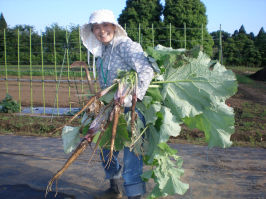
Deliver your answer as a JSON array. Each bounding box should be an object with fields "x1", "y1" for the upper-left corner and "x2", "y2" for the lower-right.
[{"x1": 92, "y1": 23, "x2": 116, "y2": 45}]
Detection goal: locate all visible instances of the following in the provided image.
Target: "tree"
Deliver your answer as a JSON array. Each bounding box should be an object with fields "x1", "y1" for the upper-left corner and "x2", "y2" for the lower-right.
[
  {"x1": 242, "y1": 39, "x2": 261, "y2": 67},
  {"x1": 14, "y1": 25, "x2": 36, "y2": 65},
  {"x1": 163, "y1": 0, "x2": 214, "y2": 55},
  {"x1": 118, "y1": 0, "x2": 163, "y2": 49},
  {"x1": 2, "y1": 28, "x2": 17, "y2": 65},
  {"x1": 248, "y1": 32, "x2": 255, "y2": 41},
  {"x1": 223, "y1": 37, "x2": 240, "y2": 65},
  {"x1": 232, "y1": 30, "x2": 239, "y2": 37},
  {"x1": 43, "y1": 23, "x2": 67, "y2": 65},
  {"x1": 42, "y1": 24, "x2": 88, "y2": 65},
  {"x1": 0, "y1": 13, "x2": 8, "y2": 64},
  {"x1": 255, "y1": 27, "x2": 266, "y2": 67},
  {"x1": 235, "y1": 25, "x2": 261, "y2": 66},
  {"x1": 223, "y1": 25, "x2": 262, "y2": 67},
  {"x1": 0, "y1": 13, "x2": 7, "y2": 30},
  {"x1": 210, "y1": 30, "x2": 230, "y2": 60},
  {"x1": 238, "y1": 25, "x2": 246, "y2": 34}
]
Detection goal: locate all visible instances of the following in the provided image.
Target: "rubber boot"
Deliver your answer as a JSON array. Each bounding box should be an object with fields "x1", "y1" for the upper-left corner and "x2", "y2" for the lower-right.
[{"x1": 93, "y1": 179, "x2": 122, "y2": 199}]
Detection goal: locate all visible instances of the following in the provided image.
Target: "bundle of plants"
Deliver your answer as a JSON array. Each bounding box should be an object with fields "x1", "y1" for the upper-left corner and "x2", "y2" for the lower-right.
[{"x1": 45, "y1": 45, "x2": 238, "y2": 199}]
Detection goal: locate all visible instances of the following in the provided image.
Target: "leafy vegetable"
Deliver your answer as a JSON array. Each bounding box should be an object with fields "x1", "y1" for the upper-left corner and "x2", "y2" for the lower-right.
[
  {"x1": 0, "y1": 94, "x2": 20, "y2": 113},
  {"x1": 60, "y1": 45, "x2": 238, "y2": 198},
  {"x1": 147, "y1": 45, "x2": 237, "y2": 148},
  {"x1": 136, "y1": 45, "x2": 237, "y2": 197},
  {"x1": 61, "y1": 126, "x2": 80, "y2": 154},
  {"x1": 142, "y1": 143, "x2": 189, "y2": 198},
  {"x1": 99, "y1": 115, "x2": 130, "y2": 151}
]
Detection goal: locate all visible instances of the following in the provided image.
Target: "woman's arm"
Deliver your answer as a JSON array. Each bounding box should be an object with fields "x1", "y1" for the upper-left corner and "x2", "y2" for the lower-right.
[{"x1": 118, "y1": 39, "x2": 154, "y2": 100}]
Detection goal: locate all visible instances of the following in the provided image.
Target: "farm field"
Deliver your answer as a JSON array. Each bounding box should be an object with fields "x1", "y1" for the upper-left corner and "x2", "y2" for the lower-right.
[
  {"x1": 0, "y1": 69, "x2": 265, "y2": 198},
  {"x1": 0, "y1": 75, "x2": 91, "y2": 108},
  {"x1": 0, "y1": 69, "x2": 266, "y2": 147}
]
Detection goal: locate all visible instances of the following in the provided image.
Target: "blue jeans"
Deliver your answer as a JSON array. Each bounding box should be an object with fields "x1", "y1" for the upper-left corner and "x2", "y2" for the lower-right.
[{"x1": 100, "y1": 108, "x2": 146, "y2": 197}]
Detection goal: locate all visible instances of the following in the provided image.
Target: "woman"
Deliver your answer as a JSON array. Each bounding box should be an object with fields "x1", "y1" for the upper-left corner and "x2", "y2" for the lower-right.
[{"x1": 81, "y1": 9, "x2": 154, "y2": 199}]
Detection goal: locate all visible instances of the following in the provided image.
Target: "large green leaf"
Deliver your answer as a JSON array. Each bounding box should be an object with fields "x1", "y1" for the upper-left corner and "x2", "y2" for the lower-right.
[
  {"x1": 143, "y1": 125, "x2": 160, "y2": 163},
  {"x1": 157, "y1": 106, "x2": 182, "y2": 143},
  {"x1": 145, "y1": 87, "x2": 163, "y2": 102},
  {"x1": 99, "y1": 114, "x2": 130, "y2": 151},
  {"x1": 148, "y1": 47, "x2": 237, "y2": 148},
  {"x1": 144, "y1": 102, "x2": 162, "y2": 125},
  {"x1": 183, "y1": 101, "x2": 235, "y2": 148},
  {"x1": 143, "y1": 143, "x2": 189, "y2": 198},
  {"x1": 161, "y1": 51, "x2": 237, "y2": 119},
  {"x1": 143, "y1": 105, "x2": 181, "y2": 162}
]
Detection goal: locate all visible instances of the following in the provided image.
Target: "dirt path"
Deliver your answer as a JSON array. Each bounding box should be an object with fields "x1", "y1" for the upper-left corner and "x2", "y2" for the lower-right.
[
  {"x1": 0, "y1": 135, "x2": 265, "y2": 199},
  {"x1": 234, "y1": 83, "x2": 266, "y2": 106}
]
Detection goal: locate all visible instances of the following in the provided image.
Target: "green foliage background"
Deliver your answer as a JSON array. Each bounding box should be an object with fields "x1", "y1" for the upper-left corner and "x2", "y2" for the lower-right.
[{"x1": 0, "y1": 1, "x2": 265, "y2": 67}]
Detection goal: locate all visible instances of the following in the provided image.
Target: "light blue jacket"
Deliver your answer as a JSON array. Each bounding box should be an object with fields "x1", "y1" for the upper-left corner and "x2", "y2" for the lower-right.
[{"x1": 96, "y1": 37, "x2": 154, "y2": 100}]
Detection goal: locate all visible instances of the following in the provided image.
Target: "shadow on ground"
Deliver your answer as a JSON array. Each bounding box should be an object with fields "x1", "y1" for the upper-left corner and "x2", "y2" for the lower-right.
[
  {"x1": 0, "y1": 184, "x2": 74, "y2": 199},
  {"x1": 0, "y1": 135, "x2": 266, "y2": 199}
]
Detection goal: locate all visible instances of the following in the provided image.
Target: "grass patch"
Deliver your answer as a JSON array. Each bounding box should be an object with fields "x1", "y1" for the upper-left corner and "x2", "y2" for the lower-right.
[
  {"x1": 0, "y1": 65, "x2": 91, "y2": 77},
  {"x1": 236, "y1": 73, "x2": 255, "y2": 84},
  {"x1": 231, "y1": 101, "x2": 266, "y2": 147},
  {"x1": 226, "y1": 66, "x2": 263, "y2": 73},
  {"x1": 0, "y1": 113, "x2": 80, "y2": 137}
]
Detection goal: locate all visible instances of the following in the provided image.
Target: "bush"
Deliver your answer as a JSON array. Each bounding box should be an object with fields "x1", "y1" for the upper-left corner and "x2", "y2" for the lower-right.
[{"x1": 0, "y1": 94, "x2": 20, "y2": 113}]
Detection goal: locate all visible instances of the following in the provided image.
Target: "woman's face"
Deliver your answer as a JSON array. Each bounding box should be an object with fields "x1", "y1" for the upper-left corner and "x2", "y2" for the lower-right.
[{"x1": 92, "y1": 23, "x2": 116, "y2": 45}]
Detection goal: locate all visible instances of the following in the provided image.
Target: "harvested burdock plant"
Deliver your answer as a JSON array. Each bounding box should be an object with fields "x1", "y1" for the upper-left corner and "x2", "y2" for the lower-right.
[{"x1": 45, "y1": 45, "x2": 238, "y2": 198}]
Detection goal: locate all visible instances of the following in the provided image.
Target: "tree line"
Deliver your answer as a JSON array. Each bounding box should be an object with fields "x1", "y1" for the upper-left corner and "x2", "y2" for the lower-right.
[{"x1": 0, "y1": 0, "x2": 265, "y2": 67}]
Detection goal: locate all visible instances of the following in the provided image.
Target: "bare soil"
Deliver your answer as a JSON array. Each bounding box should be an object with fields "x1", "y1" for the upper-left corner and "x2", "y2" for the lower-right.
[{"x1": 0, "y1": 75, "x2": 91, "y2": 108}]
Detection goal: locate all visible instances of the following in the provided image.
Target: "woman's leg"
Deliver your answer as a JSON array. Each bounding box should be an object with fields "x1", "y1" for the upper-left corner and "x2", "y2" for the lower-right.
[
  {"x1": 122, "y1": 147, "x2": 145, "y2": 197},
  {"x1": 94, "y1": 149, "x2": 122, "y2": 198},
  {"x1": 101, "y1": 148, "x2": 122, "y2": 179}
]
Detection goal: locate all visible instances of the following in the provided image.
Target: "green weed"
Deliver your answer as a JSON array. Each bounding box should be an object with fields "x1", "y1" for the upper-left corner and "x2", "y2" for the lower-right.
[
  {"x1": 226, "y1": 66, "x2": 263, "y2": 73},
  {"x1": 262, "y1": 110, "x2": 266, "y2": 117},
  {"x1": 241, "y1": 111, "x2": 255, "y2": 119},
  {"x1": 0, "y1": 94, "x2": 20, "y2": 113},
  {"x1": 236, "y1": 74, "x2": 255, "y2": 84},
  {"x1": 0, "y1": 64, "x2": 89, "y2": 77}
]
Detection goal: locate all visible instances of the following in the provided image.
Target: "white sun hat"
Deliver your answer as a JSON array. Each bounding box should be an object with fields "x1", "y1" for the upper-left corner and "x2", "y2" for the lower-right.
[{"x1": 80, "y1": 9, "x2": 127, "y2": 57}]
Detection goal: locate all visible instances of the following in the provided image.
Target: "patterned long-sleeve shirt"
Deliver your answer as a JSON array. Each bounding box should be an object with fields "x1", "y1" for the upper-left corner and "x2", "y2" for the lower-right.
[{"x1": 96, "y1": 37, "x2": 154, "y2": 100}]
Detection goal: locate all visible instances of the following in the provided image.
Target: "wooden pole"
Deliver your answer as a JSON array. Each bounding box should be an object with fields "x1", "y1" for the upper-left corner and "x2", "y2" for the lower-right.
[
  {"x1": 66, "y1": 29, "x2": 71, "y2": 112},
  {"x1": 152, "y1": 23, "x2": 154, "y2": 48},
  {"x1": 169, "y1": 23, "x2": 172, "y2": 48},
  {"x1": 17, "y1": 29, "x2": 21, "y2": 112},
  {"x1": 41, "y1": 34, "x2": 46, "y2": 114},
  {"x1": 138, "y1": 23, "x2": 141, "y2": 44},
  {"x1": 219, "y1": 24, "x2": 223, "y2": 64},
  {"x1": 184, "y1": 23, "x2": 186, "y2": 49},
  {"x1": 54, "y1": 28, "x2": 59, "y2": 115},
  {"x1": 201, "y1": 24, "x2": 204, "y2": 49},
  {"x1": 4, "y1": 29, "x2": 8, "y2": 94},
  {"x1": 79, "y1": 26, "x2": 84, "y2": 107},
  {"x1": 53, "y1": 29, "x2": 57, "y2": 81},
  {"x1": 29, "y1": 28, "x2": 33, "y2": 113}
]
